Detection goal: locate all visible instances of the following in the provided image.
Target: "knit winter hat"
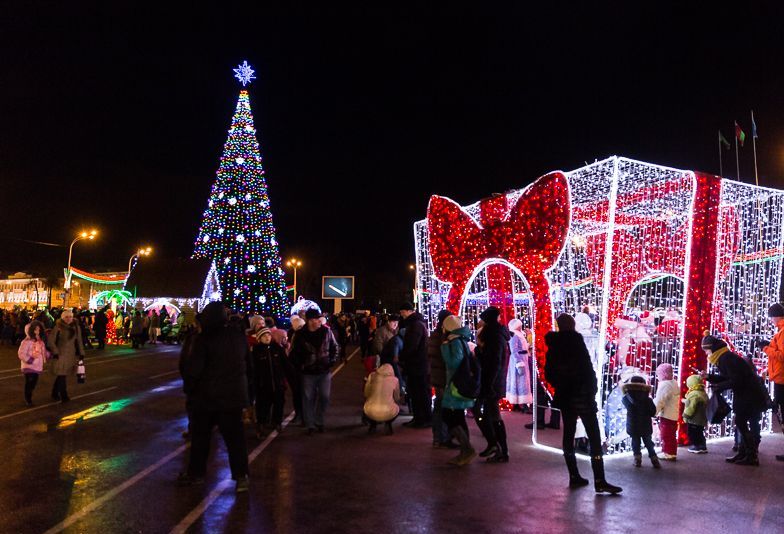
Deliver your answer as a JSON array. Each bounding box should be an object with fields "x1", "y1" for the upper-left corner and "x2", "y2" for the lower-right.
[
  {"x1": 290, "y1": 315, "x2": 305, "y2": 331},
  {"x1": 257, "y1": 327, "x2": 271, "y2": 337},
  {"x1": 400, "y1": 302, "x2": 415, "y2": 311},
  {"x1": 768, "y1": 303, "x2": 784, "y2": 318},
  {"x1": 686, "y1": 374, "x2": 704, "y2": 390},
  {"x1": 700, "y1": 332, "x2": 727, "y2": 352},
  {"x1": 507, "y1": 318, "x2": 523, "y2": 332},
  {"x1": 305, "y1": 308, "x2": 322, "y2": 320},
  {"x1": 629, "y1": 375, "x2": 647, "y2": 384},
  {"x1": 437, "y1": 309, "x2": 452, "y2": 323},
  {"x1": 656, "y1": 362, "x2": 673, "y2": 381},
  {"x1": 479, "y1": 306, "x2": 501, "y2": 323},
  {"x1": 443, "y1": 315, "x2": 463, "y2": 333}
]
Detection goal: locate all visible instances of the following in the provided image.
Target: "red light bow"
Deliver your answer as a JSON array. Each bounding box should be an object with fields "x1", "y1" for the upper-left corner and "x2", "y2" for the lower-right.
[{"x1": 427, "y1": 172, "x2": 571, "y2": 392}]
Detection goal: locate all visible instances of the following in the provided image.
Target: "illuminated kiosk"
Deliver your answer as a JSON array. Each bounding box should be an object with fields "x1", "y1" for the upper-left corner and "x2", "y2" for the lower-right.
[
  {"x1": 413, "y1": 156, "x2": 784, "y2": 453},
  {"x1": 125, "y1": 258, "x2": 221, "y2": 314}
]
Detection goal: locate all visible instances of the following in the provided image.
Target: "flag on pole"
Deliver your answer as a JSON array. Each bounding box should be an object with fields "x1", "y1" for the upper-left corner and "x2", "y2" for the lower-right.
[
  {"x1": 719, "y1": 130, "x2": 731, "y2": 149},
  {"x1": 752, "y1": 114, "x2": 758, "y2": 139},
  {"x1": 735, "y1": 121, "x2": 746, "y2": 147}
]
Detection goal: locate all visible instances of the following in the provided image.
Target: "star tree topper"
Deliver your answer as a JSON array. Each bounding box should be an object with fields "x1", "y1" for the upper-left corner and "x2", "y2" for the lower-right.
[{"x1": 233, "y1": 60, "x2": 256, "y2": 86}]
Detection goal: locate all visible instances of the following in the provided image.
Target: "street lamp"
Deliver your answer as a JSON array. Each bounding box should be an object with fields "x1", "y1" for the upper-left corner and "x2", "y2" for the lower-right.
[
  {"x1": 285, "y1": 258, "x2": 302, "y2": 303},
  {"x1": 64, "y1": 230, "x2": 98, "y2": 306},
  {"x1": 128, "y1": 246, "x2": 153, "y2": 276},
  {"x1": 409, "y1": 264, "x2": 418, "y2": 305}
]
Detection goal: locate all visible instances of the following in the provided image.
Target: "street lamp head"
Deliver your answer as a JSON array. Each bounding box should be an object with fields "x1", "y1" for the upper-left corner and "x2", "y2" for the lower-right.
[{"x1": 409, "y1": 264, "x2": 415, "y2": 270}]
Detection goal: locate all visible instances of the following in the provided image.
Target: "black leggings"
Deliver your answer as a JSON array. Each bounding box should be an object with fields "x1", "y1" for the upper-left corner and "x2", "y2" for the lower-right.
[
  {"x1": 24, "y1": 373, "x2": 39, "y2": 402},
  {"x1": 562, "y1": 408, "x2": 603, "y2": 457},
  {"x1": 442, "y1": 408, "x2": 469, "y2": 434}
]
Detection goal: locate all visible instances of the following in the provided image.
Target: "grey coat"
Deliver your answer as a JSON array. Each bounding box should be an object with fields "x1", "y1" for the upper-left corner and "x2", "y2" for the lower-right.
[{"x1": 48, "y1": 319, "x2": 84, "y2": 376}]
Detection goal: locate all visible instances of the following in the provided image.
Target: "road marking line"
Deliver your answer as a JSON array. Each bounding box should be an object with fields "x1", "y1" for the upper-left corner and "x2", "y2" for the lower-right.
[
  {"x1": 0, "y1": 351, "x2": 178, "y2": 382},
  {"x1": 0, "y1": 386, "x2": 119, "y2": 421},
  {"x1": 169, "y1": 347, "x2": 360, "y2": 534},
  {"x1": 149, "y1": 370, "x2": 180, "y2": 379},
  {"x1": 42, "y1": 443, "x2": 189, "y2": 534}
]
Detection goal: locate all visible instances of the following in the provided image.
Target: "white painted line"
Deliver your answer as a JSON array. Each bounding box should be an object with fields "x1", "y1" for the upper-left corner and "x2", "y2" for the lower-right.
[
  {"x1": 149, "y1": 370, "x2": 180, "y2": 380},
  {"x1": 42, "y1": 443, "x2": 189, "y2": 534},
  {"x1": 0, "y1": 386, "x2": 119, "y2": 421},
  {"x1": 0, "y1": 352, "x2": 177, "y2": 382},
  {"x1": 169, "y1": 410, "x2": 297, "y2": 534},
  {"x1": 169, "y1": 346, "x2": 360, "y2": 534}
]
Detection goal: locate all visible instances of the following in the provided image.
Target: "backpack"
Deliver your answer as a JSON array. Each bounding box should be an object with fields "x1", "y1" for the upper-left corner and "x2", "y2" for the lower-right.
[{"x1": 449, "y1": 339, "x2": 481, "y2": 400}]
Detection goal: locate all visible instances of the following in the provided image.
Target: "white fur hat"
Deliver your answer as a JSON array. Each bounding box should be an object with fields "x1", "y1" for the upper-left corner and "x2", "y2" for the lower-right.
[{"x1": 290, "y1": 315, "x2": 305, "y2": 331}]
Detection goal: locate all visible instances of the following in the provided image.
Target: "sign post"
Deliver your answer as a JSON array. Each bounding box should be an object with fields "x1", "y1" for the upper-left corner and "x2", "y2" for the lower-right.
[{"x1": 322, "y1": 276, "x2": 355, "y2": 314}]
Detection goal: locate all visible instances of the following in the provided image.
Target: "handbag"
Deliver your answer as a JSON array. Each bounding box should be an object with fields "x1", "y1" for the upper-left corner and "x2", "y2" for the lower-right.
[{"x1": 706, "y1": 392, "x2": 730, "y2": 424}]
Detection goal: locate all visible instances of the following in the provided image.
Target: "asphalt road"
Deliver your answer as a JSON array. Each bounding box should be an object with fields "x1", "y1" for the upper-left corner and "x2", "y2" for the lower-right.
[{"x1": 0, "y1": 341, "x2": 783, "y2": 534}]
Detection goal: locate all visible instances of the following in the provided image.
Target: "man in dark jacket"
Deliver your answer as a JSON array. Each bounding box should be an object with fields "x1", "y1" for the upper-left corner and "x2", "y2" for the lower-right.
[
  {"x1": 290, "y1": 308, "x2": 339, "y2": 434},
  {"x1": 399, "y1": 302, "x2": 431, "y2": 428},
  {"x1": 93, "y1": 304, "x2": 109, "y2": 350},
  {"x1": 545, "y1": 313, "x2": 621, "y2": 494},
  {"x1": 474, "y1": 307, "x2": 511, "y2": 462},
  {"x1": 178, "y1": 301, "x2": 251, "y2": 493}
]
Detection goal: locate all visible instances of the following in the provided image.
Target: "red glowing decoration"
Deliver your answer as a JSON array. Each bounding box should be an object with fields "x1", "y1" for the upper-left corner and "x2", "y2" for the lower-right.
[{"x1": 427, "y1": 172, "x2": 571, "y2": 392}]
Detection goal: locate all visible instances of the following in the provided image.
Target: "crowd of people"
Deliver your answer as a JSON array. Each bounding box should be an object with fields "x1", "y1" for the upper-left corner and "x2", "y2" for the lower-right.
[
  {"x1": 11, "y1": 296, "x2": 784, "y2": 496},
  {"x1": 5, "y1": 304, "x2": 198, "y2": 406}
]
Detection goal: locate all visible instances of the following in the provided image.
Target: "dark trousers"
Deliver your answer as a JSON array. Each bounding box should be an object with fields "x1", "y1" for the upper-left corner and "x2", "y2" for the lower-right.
[
  {"x1": 630, "y1": 434, "x2": 657, "y2": 457},
  {"x1": 774, "y1": 383, "x2": 784, "y2": 420},
  {"x1": 562, "y1": 408, "x2": 603, "y2": 457},
  {"x1": 406, "y1": 373, "x2": 432, "y2": 424},
  {"x1": 24, "y1": 373, "x2": 39, "y2": 403},
  {"x1": 442, "y1": 408, "x2": 469, "y2": 434},
  {"x1": 188, "y1": 407, "x2": 248, "y2": 480},
  {"x1": 289, "y1": 374, "x2": 303, "y2": 421},
  {"x1": 735, "y1": 411, "x2": 762, "y2": 452},
  {"x1": 255, "y1": 387, "x2": 285, "y2": 426},
  {"x1": 96, "y1": 335, "x2": 106, "y2": 349},
  {"x1": 431, "y1": 389, "x2": 450, "y2": 443},
  {"x1": 687, "y1": 423, "x2": 706, "y2": 449},
  {"x1": 51, "y1": 375, "x2": 69, "y2": 401}
]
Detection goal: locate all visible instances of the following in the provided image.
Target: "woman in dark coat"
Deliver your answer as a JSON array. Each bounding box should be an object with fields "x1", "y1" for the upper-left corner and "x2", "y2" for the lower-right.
[
  {"x1": 474, "y1": 307, "x2": 511, "y2": 463},
  {"x1": 544, "y1": 313, "x2": 621, "y2": 494},
  {"x1": 701, "y1": 334, "x2": 767, "y2": 466},
  {"x1": 47, "y1": 309, "x2": 85, "y2": 402}
]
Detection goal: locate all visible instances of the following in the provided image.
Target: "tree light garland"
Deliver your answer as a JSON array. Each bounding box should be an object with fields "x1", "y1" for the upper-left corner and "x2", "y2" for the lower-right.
[
  {"x1": 414, "y1": 156, "x2": 784, "y2": 453},
  {"x1": 192, "y1": 82, "x2": 287, "y2": 317}
]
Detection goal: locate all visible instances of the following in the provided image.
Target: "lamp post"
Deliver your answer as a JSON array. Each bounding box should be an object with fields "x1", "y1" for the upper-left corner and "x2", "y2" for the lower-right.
[
  {"x1": 127, "y1": 246, "x2": 153, "y2": 276},
  {"x1": 409, "y1": 264, "x2": 418, "y2": 306},
  {"x1": 286, "y1": 258, "x2": 302, "y2": 303},
  {"x1": 64, "y1": 230, "x2": 97, "y2": 307}
]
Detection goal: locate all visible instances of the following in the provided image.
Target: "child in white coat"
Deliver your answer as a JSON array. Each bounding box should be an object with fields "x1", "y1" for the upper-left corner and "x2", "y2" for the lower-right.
[{"x1": 654, "y1": 363, "x2": 680, "y2": 460}]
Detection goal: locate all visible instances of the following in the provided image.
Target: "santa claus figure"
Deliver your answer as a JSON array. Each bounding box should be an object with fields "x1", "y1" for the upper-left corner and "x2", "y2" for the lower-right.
[
  {"x1": 656, "y1": 308, "x2": 681, "y2": 338},
  {"x1": 613, "y1": 312, "x2": 653, "y2": 370}
]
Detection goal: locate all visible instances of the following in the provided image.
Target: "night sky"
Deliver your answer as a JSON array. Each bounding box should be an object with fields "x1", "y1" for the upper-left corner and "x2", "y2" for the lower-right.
[{"x1": 2, "y1": 6, "x2": 783, "y2": 308}]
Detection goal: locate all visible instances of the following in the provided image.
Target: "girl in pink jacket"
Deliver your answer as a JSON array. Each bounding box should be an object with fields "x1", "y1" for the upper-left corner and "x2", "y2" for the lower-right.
[{"x1": 18, "y1": 320, "x2": 49, "y2": 406}]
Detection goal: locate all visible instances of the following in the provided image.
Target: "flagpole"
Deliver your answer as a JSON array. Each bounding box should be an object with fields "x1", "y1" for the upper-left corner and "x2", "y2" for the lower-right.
[
  {"x1": 734, "y1": 122, "x2": 740, "y2": 181},
  {"x1": 751, "y1": 110, "x2": 759, "y2": 186},
  {"x1": 718, "y1": 130, "x2": 724, "y2": 177}
]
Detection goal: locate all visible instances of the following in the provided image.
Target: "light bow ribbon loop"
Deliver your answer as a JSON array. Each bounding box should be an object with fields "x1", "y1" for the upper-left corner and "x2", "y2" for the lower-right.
[{"x1": 427, "y1": 172, "x2": 571, "y2": 395}]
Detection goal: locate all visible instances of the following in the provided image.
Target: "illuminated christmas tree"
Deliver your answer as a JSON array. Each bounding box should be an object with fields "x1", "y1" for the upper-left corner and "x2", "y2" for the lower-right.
[{"x1": 193, "y1": 61, "x2": 288, "y2": 316}]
